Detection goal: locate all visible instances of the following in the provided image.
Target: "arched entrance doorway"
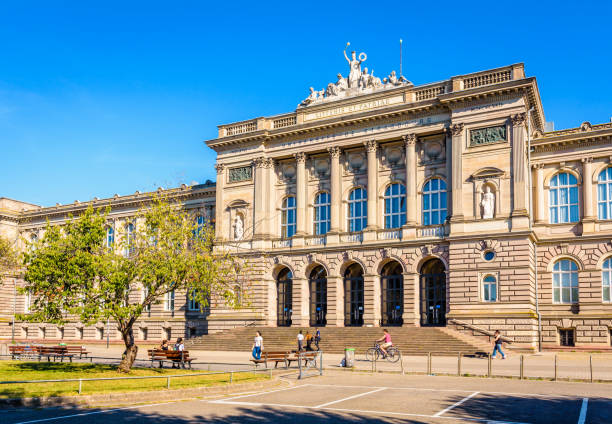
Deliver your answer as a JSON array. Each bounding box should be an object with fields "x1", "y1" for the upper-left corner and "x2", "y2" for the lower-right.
[
  {"x1": 277, "y1": 268, "x2": 293, "y2": 327},
  {"x1": 309, "y1": 266, "x2": 327, "y2": 326},
  {"x1": 381, "y1": 261, "x2": 403, "y2": 326},
  {"x1": 420, "y1": 259, "x2": 446, "y2": 326},
  {"x1": 344, "y1": 263, "x2": 364, "y2": 326}
]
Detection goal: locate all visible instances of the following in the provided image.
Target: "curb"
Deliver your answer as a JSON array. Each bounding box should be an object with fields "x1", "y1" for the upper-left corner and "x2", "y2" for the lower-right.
[{"x1": 0, "y1": 377, "x2": 283, "y2": 408}]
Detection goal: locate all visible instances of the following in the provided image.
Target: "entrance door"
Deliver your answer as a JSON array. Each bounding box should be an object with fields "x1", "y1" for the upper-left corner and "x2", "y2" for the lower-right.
[
  {"x1": 309, "y1": 266, "x2": 327, "y2": 326},
  {"x1": 381, "y1": 261, "x2": 403, "y2": 326},
  {"x1": 277, "y1": 268, "x2": 293, "y2": 327},
  {"x1": 344, "y1": 263, "x2": 364, "y2": 326},
  {"x1": 420, "y1": 259, "x2": 446, "y2": 326}
]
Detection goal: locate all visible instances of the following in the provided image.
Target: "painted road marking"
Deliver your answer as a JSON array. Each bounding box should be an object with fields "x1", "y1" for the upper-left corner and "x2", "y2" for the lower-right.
[
  {"x1": 577, "y1": 398, "x2": 588, "y2": 424},
  {"x1": 211, "y1": 383, "x2": 307, "y2": 402},
  {"x1": 313, "y1": 387, "x2": 387, "y2": 408},
  {"x1": 433, "y1": 391, "x2": 480, "y2": 417}
]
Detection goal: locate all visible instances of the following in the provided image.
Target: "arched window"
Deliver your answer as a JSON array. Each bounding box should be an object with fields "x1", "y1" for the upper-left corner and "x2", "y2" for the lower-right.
[
  {"x1": 277, "y1": 268, "x2": 293, "y2": 327},
  {"x1": 348, "y1": 187, "x2": 367, "y2": 232},
  {"x1": 281, "y1": 196, "x2": 296, "y2": 238},
  {"x1": 482, "y1": 275, "x2": 497, "y2": 302},
  {"x1": 124, "y1": 223, "x2": 135, "y2": 257},
  {"x1": 597, "y1": 167, "x2": 612, "y2": 220},
  {"x1": 313, "y1": 192, "x2": 330, "y2": 235},
  {"x1": 549, "y1": 172, "x2": 579, "y2": 224},
  {"x1": 552, "y1": 259, "x2": 579, "y2": 303},
  {"x1": 422, "y1": 178, "x2": 447, "y2": 226},
  {"x1": 384, "y1": 183, "x2": 406, "y2": 229},
  {"x1": 603, "y1": 258, "x2": 611, "y2": 302},
  {"x1": 105, "y1": 227, "x2": 114, "y2": 248}
]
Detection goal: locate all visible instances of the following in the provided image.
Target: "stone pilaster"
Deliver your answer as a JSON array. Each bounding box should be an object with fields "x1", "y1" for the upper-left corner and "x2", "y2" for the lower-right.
[
  {"x1": 533, "y1": 163, "x2": 546, "y2": 224},
  {"x1": 214, "y1": 163, "x2": 225, "y2": 241},
  {"x1": 328, "y1": 146, "x2": 341, "y2": 243},
  {"x1": 364, "y1": 140, "x2": 378, "y2": 239},
  {"x1": 582, "y1": 157, "x2": 595, "y2": 232},
  {"x1": 402, "y1": 272, "x2": 418, "y2": 326},
  {"x1": 294, "y1": 152, "x2": 307, "y2": 241},
  {"x1": 326, "y1": 275, "x2": 344, "y2": 327},
  {"x1": 252, "y1": 157, "x2": 270, "y2": 240},
  {"x1": 403, "y1": 134, "x2": 417, "y2": 227},
  {"x1": 511, "y1": 113, "x2": 530, "y2": 229},
  {"x1": 448, "y1": 123, "x2": 464, "y2": 233},
  {"x1": 363, "y1": 273, "x2": 379, "y2": 326},
  {"x1": 291, "y1": 277, "x2": 309, "y2": 327}
]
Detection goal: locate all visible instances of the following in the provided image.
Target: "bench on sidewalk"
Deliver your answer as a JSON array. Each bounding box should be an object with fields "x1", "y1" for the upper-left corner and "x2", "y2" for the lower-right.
[
  {"x1": 250, "y1": 351, "x2": 290, "y2": 369},
  {"x1": 38, "y1": 346, "x2": 74, "y2": 362},
  {"x1": 63, "y1": 345, "x2": 89, "y2": 359},
  {"x1": 148, "y1": 349, "x2": 196, "y2": 369},
  {"x1": 9, "y1": 345, "x2": 39, "y2": 360}
]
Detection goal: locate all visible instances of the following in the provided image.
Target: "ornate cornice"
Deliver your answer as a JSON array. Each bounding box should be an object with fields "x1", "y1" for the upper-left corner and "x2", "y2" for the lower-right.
[{"x1": 364, "y1": 140, "x2": 378, "y2": 153}]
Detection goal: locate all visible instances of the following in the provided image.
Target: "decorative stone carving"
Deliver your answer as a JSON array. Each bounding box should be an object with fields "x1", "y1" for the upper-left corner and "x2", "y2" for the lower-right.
[
  {"x1": 228, "y1": 166, "x2": 252, "y2": 183},
  {"x1": 364, "y1": 140, "x2": 378, "y2": 153},
  {"x1": 313, "y1": 157, "x2": 330, "y2": 178},
  {"x1": 403, "y1": 134, "x2": 417, "y2": 146},
  {"x1": 214, "y1": 163, "x2": 225, "y2": 174},
  {"x1": 511, "y1": 113, "x2": 527, "y2": 126},
  {"x1": 346, "y1": 151, "x2": 365, "y2": 172},
  {"x1": 294, "y1": 152, "x2": 306, "y2": 163},
  {"x1": 470, "y1": 125, "x2": 506, "y2": 146},
  {"x1": 580, "y1": 121, "x2": 592, "y2": 132},
  {"x1": 327, "y1": 146, "x2": 341, "y2": 158},
  {"x1": 278, "y1": 162, "x2": 296, "y2": 181},
  {"x1": 581, "y1": 157, "x2": 593, "y2": 164},
  {"x1": 480, "y1": 186, "x2": 495, "y2": 219},
  {"x1": 344, "y1": 44, "x2": 366, "y2": 88},
  {"x1": 421, "y1": 140, "x2": 443, "y2": 162},
  {"x1": 449, "y1": 123, "x2": 465, "y2": 137},
  {"x1": 233, "y1": 215, "x2": 244, "y2": 241},
  {"x1": 384, "y1": 146, "x2": 403, "y2": 167}
]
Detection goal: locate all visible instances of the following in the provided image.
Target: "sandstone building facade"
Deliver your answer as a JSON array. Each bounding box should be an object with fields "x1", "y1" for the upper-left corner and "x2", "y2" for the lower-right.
[{"x1": 2, "y1": 62, "x2": 612, "y2": 350}]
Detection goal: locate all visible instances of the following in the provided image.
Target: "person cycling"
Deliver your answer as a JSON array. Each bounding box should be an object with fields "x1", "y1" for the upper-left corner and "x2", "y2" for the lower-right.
[{"x1": 376, "y1": 329, "x2": 392, "y2": 358}]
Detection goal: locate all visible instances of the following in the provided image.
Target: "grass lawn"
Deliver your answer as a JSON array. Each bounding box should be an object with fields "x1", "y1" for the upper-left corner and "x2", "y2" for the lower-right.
[{"x1": 0, "y1": 361, "x2": 268, "y2": 398}]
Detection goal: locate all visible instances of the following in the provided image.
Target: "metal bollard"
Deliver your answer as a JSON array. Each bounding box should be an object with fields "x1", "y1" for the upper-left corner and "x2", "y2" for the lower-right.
[
  {"x1": 167, "y1": 376, "x2": 170, "y2": 389},
  {"x1": 589, "y1": 355, "x2": 593, "y2": 383},
  {"x1": 487, "y1": 354, "x2": 492, "y2": 377},
  {"x1": 427, "y1": 352, "x2": 432, "y2": 375},
  {"x1": 554, "y1": 354, "x2": 558, "y2": 381},
  {"x1": 230, "y1": 371, "x2": 233, "y2": 383},
  {"x1": 78, "y1": 378, "x2": 82, "y2": 394},
  {"x1": 520, "y1": 355, "x2": 524, "y2": 380},
  {"x1": 457, "y1": 353, "x2": 462, "y2": 376}
]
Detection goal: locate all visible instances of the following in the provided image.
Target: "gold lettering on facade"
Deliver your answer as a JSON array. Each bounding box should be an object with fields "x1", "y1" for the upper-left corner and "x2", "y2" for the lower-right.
[{"x1": 303, "y1": 95, "x2": 403, "y2": 122}]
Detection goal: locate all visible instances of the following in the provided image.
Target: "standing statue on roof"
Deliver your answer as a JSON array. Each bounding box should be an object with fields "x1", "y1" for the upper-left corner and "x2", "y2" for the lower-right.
[{"x1": 343, "y1": 42, "x2": 367, "y2": 89}]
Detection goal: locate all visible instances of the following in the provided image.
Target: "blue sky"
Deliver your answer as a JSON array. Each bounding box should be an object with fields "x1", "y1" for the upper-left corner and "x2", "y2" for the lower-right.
[{"x1": 1, "y1": 1, "x2": 611, "y2": 206}]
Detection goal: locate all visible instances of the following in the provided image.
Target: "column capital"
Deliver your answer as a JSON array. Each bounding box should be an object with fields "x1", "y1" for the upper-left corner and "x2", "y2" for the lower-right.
[
  {"x1": 448, "y1": 123, "x2": 465, "y2": 137},
  {"x1": 403, "y1": 133, "x2": 417, "y2": 146},
  {"x1": 581, "y1": 156, "x2": 593, "y2": 164},
  {"x1": 253, "y1": 157, "x2": 274, "y2": 168},
  {"x1": 511, "y1": 112, "x2": 527, "y2": 127},
  {"x1": 364, "y1": 139, "x2": 378, "y2": 153},
  {"x1": 327, "y1": 146, "x2": 342, "y2": 158},
  {"x1": 214, "y1": 163, "x2": 225, "y2": 174},
  {"x1": 532, "y1": 163, "x2": 545, "y2": 170},
  {"x1": 294, "y1": 152, "x2": 307, "y2": 163}
]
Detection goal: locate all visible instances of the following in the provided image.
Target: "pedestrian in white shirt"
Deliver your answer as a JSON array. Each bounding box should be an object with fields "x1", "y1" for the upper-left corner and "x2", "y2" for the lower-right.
[
  {"x1": 252, "y1": 331, "x2": 263, "y2": 360},
  {"x1": 297, "y1": 330, "x2": 304, "y2": 351}
]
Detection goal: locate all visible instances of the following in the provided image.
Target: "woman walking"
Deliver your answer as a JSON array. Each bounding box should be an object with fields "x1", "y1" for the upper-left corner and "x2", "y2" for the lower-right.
[
  {"x1": 252, "y1": 331, "x2": 263, "y2": 360},
  {"x1": 491, "y1": 330, "x2": 506, "y2": 359}
]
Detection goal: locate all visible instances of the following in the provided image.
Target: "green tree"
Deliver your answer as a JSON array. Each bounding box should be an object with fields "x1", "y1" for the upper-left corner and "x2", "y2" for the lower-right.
[
  {"x1": 0, "y1": 235, "x2": 19, "y2": 275},
  {"x1": 21, "y1": 197, "x2": 244, "y2": 372}
]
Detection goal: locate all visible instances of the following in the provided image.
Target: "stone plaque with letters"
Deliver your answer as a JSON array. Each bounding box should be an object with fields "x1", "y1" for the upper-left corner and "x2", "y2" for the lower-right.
[{"x1": 470, "y1": 125, "x2": 507, "y2": 146}]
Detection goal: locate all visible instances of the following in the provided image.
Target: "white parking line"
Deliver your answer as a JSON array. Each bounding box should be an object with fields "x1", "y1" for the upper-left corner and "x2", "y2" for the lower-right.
[
  {"x1": 577, "y1": 398, "x2": 588, "y2": 424},
  {"x1": 211, "y1": 383, "x2": 307, "y2": 402},
  {"x1": 434, "y1": 391, "x2": 480, "y2": 417},
  {"x1": 314, "y1": 387, "x2": 387, "y2": 408}
]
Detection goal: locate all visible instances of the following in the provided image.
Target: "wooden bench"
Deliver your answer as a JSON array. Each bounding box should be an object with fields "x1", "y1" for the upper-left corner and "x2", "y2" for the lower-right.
[
  {"x1": 38, "y1": 346, "x2": 74, "y2": 362},
  {"x1": 63, "y1": 345, "x2": 89, "y2": 359},
  {"x1": 148, "y1": 349, "x2": 196, "y2": 369},
  {"x1": 9, "y1": 345, "x2": 40, "y2": 360},
  {"x1": 250, "y1": 351, "x2": 290, "y2": 369}
]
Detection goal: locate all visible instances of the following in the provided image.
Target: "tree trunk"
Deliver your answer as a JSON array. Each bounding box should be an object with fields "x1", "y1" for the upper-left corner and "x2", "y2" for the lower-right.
[{"x1": 118, "y1": 326, "x2": 138, "y2": 373}]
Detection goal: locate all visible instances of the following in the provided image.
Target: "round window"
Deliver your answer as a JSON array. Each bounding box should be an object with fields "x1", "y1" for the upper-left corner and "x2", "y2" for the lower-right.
[{"x1": 483, "y1": 251, "x2": 495, "y2": 261}]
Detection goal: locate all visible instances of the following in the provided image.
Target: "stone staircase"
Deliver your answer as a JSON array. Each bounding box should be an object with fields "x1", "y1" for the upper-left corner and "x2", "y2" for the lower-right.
[{"x1": 185, "y1": 326, "x2": 491, "y2": 356}]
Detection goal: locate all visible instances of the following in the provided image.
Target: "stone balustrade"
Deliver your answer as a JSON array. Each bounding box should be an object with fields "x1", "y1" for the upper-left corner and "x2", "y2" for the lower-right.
[
  {"x1": 272, "y1": 114, "x2": 297, "y2": 129},
  {"x1": 272, "y1": 239, "x2": 292, "y2": 248},
  {"x1": 378, "y1": 229, "x2": 401, "y2": 241},
  {"x1": 305, "y1": 235, "x2": 326, "y2": 246},
  {"x1": 340, "y1": 233, "x2": 364, "y2": 244},
  {"x1": 416, "y1": 225, "x2": 445, "y2": 239}
]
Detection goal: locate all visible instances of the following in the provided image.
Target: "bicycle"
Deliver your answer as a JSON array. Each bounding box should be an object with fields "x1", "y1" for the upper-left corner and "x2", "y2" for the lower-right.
[{"x1": 365, "y1": 343, "x2": 401, "y2": 363}]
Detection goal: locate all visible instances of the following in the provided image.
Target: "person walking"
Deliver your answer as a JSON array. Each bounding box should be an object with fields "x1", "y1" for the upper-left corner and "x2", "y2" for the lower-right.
[
  {"x1": 297, "y1": 330, "x2": 304, "y2": 352},
  {"x1": 491, "y1": 330, "x2": 506, "y2": 359},
  {"x1": 314, "y1": 328, "x2": 321, "y2": 350},
  {"x1": 252, "y1": 331, "x2": 263, "y2": 360},
  {"x1": 305, "y1": 331, "x2": 314, "y2": 351}
]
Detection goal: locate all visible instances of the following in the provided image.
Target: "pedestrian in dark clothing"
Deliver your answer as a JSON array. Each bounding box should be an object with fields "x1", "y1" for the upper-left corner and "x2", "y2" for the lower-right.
[
  {"x1": 491, "y1": 330, "x2": 506, "y2": 359},
  {"x1": 314, "y1": 328, "x2": 321, "y2": 350}
]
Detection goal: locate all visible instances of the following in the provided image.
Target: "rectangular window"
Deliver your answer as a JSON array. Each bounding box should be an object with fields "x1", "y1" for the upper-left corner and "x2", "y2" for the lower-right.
[
  {"x1": 559, "y1": 329, "x2": 575, "y2": 347},
  {"x1": 188, "y1": 290, "x2": 200, "y2": 311},
  {"x1": 164, "y1": 290, "x2": 175, "y2": 311},
  {"x1": 482, "y1": 276, "x2": 497, "y2": 302}
]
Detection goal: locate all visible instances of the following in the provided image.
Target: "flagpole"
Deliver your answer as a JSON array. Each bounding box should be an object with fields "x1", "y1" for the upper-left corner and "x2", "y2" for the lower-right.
[{"x1": 399, "y1": 39, "x2": 403, "y2": 77}]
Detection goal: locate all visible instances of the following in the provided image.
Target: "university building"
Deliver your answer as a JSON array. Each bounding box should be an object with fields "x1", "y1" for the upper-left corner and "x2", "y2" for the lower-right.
[{"x1": 2, "y1": 59, "x2": 612, "y2": 351}]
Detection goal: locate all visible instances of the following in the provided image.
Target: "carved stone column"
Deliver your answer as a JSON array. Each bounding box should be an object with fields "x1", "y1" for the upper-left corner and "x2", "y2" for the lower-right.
[
  {"x1": 533, "y1": 163, "x2": 546, "y2": 224},
  {"x1": 328, "y1": 146, "x2": 341, "y2": 235},
  {"x1": 363, "y1": 273, "x2": 379, "y2": 326},
  {"x1": 325, "y1": 275, "x2": 344, "y2": 327},
  {"x1": 214, "y1": 163, "x2": 225, "y2": 241},
  {"x1": 511, "y1": 113, "x2": 529, "y2": 221},
  {"x1": 449, "y1": 124, "x2": 464, "y2": 228},
  {"x1": 295, "y1": 152, "x2": 307, "y2": 237},
  {"x1": 291, "y1": 277, "x2": 309, "y2": 327},
  {"x1": 252, "y1": 157, "x2": 268, "y2": 240},
  {"x1": 404, "y1": 134, "x2": 417, "y2": 226},
  {"x1": 582, "y1": 157, "x2": 595, "y2": 232},
  {"x1": 365, "y1": 140, "x2": 378, "y2": 233}
]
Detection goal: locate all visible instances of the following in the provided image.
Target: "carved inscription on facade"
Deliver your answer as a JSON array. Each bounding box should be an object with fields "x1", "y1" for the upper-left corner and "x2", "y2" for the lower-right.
[
  {"x1": 470, "y1": 125, "x2": 507, "y2": 146},
  {"x1": 228, "y1": 166, "x2": 252, "y2": 183}
]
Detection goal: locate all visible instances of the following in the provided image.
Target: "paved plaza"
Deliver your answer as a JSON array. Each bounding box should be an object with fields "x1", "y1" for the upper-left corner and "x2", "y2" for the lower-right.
[{"x1": 4, "y1": 371, "x2": 612, "y2": 423}]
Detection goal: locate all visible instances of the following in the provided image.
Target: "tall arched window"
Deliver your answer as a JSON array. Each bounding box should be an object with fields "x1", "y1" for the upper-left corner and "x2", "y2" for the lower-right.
[
  {"x1": 124, "y1": 223, "x2": 135, "y2": 257},
  {"x1": 281, "y1": 196, "x2": 296, "y2": 238},
  {"x1": 348, "y1": 187, "x2": 367, "y2": 232},
  {"x1": 552, "y1": 259, "x2": 579, "y2": 303},
  {"x1": 105, "y1": 227, "x2": 114, "y2": 248},
  {"x1": 603, "y1": 258, "x2": 611, "y2": 302},
  {"x1": 313, "y1": 192, "x2": 330, "y2": 235},
  {"x1": 597, "y1": 167, "x2": 612, "y2": 220},
  {"x1": 384, "y1": 183, "x2": 406, "y2": 229},
  {"x1": 549, "y1": 172, "x2": 579, "y2": 224},
  {"x1": 422, "y1": 178, "x2": 447, "y2": 226}
]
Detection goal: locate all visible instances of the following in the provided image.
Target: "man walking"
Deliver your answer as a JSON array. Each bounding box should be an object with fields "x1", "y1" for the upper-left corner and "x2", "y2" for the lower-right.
[
  {"x1": 491, "y1": 330, "x2": 506, "y2": 359},
  {"x1": 297, "y1": 330, "x2": 304, "y2": 352},
  {"x1": 314, "y1": 328, "x2": 321, "y2": 350}
]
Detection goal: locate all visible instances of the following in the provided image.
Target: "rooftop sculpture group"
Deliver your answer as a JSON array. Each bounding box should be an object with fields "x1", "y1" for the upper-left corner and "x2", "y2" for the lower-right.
[{"x1": 299, "y1": 43, "x2": 412, "y2": 108}]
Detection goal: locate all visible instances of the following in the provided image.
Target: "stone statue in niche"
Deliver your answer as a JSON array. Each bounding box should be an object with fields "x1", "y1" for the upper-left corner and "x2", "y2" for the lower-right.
[
  {"x1": 480, "y1": 186, "x2": 495, "y2": 219},
  {"x1": 233, "y1": 215, "x2": 244, "y2": 240}
]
